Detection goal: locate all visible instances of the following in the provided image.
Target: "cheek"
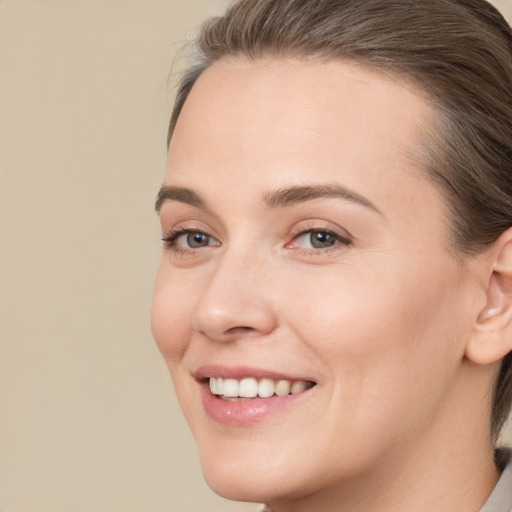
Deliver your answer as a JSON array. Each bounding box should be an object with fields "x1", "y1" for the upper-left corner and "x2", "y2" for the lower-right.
[
  {"x1": 289, "y1": 256, "x2": 468, "y2": 356},
  {"x1": 284, "y1": 260, "x2": 470, "y2": 424},
  {"x1": 151, "y1": 264, "x2": 193, "y2": 363}
]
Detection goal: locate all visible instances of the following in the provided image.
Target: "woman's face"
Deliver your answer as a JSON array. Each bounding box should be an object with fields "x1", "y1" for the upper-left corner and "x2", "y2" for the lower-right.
[{"x1": 152, "y1": 59, "x2": 482, "y2": 504}]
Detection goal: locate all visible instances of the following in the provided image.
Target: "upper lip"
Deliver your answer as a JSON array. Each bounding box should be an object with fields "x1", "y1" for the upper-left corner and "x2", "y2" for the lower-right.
[{"x1": 194, "y1": 364, "x2": 317, "y2": 383}]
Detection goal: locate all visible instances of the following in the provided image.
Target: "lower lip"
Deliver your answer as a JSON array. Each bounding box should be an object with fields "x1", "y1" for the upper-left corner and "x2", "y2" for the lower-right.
[{"x1": 200, "y1": 383, "x2": 311, "y2": 425}]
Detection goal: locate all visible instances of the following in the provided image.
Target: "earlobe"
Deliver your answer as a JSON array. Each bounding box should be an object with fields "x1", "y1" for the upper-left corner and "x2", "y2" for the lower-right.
[{"x1": 466, "y1": 229, "x2": 512, "y2": 365}]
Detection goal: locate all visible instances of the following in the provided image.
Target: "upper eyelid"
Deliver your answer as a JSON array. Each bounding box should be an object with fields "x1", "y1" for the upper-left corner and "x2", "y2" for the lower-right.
[
  {"x1": 162, "y1": 226, "x2": 219, "y2": 242},
  {"x1": 162, "y1": 220, "x2": 217, "y2": 236},
  {"x1": 289, "y1": 220, "x2": 353, "y2": 240}
]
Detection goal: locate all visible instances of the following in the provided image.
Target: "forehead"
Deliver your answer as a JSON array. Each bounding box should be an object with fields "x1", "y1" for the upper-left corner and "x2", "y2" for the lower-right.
[
  {"x1": 168, "y1": 57, "x2": 432, "y2": 178},
  {"x1": 165, "y1": 58, "x2": 440, "y2": 224}
]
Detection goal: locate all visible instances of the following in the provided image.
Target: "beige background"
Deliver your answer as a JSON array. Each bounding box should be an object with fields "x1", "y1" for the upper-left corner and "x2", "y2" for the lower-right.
[{"x1": 0, "y1": 1, "x2": 511, "y2": 511}]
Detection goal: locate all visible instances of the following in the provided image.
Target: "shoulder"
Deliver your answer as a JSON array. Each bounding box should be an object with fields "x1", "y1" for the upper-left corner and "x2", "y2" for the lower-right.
[{"x1": 480, "y1": 448, "x2": 512, "y2": 512}]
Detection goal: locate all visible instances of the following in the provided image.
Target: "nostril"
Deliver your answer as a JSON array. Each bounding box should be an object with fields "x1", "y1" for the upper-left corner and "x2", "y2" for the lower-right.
[
  {"x1": 224, "y1": 326, "x2": 261, "y2": 338},
  {"x1": 227, "y1": 326, "x2": 253, "y2": 332},
  {"x1": 197, "y1": 325, "x2": 258, "y2": 343}
]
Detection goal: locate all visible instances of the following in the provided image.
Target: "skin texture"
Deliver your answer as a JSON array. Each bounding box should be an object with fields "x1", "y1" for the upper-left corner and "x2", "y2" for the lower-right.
[{"x1": 152, "y1": 59, "x2": 505, "y2": 512}]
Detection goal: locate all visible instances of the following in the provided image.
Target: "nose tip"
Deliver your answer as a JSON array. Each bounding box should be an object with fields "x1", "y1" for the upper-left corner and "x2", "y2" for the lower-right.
[
  {"x1": 192, "y1": 301, "x2": 277, "y2": 343},
  {"x1": 191, "y1": 267, "x2": 278, "y2": 343}
]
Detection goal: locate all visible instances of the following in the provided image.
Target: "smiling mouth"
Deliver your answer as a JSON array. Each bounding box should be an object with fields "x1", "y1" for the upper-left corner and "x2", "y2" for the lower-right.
[{"x1": 208, "y1": 377, "x2": 316, "y2": 401}]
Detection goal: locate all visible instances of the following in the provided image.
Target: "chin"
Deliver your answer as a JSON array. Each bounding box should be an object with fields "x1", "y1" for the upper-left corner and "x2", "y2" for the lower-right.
[
  {"x1": 196, "y1": 439, "x2": 306, "y2": 504},
  {"x1": 203, "y1": 468, "x2": 298, "y2": 505},
  {"x1": 204, "y1": 469, "x2": 275, "y2": 503}
]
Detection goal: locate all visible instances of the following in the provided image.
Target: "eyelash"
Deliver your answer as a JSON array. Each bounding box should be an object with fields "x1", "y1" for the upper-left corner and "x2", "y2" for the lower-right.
[
  {"x1": 161, "y1": 227, "x2": 217, "y2": 255},
  {"x1": 161, "y1": 225, "x2": 352, "y2": 255},
  {"x1": 288, "y1": 226, "x2": 352, "y2": 253}
]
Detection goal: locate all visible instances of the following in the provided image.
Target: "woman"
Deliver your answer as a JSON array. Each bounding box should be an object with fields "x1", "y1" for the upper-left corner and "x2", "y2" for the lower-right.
[{"x1": 152, "y1": 1, "x2": 512, "y2": 510}]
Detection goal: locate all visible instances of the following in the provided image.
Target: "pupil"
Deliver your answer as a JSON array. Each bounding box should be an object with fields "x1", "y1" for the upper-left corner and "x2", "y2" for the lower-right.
[
  {"x1": 312, "y1": 232, "x2": 335, "y2": 248},
  {"x1": 188, "y1": 232, "x2": 208, "y2": 248}
]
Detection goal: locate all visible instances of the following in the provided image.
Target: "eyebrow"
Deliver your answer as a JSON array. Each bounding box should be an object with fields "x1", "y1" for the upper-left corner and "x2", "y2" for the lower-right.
[
  {"x1": 155, "y1": 186, "x2": 207, "y2": 212},
  {"x1": 155, "y1": 183, "x2": 382, "y2": 215},
  {"x1": 263, "y1": 184, "x2": 382, "y2": 214}
]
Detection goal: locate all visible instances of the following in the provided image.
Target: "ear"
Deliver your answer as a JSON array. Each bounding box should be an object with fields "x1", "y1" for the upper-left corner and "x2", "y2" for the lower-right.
[{"x1": 466, "y1": 228, "x2": 512, "y2": 365}]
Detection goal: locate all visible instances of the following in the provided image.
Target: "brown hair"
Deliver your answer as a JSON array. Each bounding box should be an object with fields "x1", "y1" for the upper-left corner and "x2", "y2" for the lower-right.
[{"x1": 167, "y1": 0, "x2": 512, "y2": 442}]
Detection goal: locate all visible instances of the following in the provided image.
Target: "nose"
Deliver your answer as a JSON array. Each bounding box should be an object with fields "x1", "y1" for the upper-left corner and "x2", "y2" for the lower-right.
[{"x1": 191, "y1": 251, "x2": 278, "y2": 343}]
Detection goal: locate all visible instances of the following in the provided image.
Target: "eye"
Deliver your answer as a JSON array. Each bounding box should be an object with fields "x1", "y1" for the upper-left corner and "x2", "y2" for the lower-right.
[
  {"x1": 298, "y1": 230, "x2": 339, "y2": 249},
  {"x1": 162, "y1": 228, "x2": 220, "y2": 252},
  {"x1": 287, "y1": 227, "x2": 351, "y2": 251},
  {"x1": 182, "y1": 232, "x2": 212, "y2": 248}
]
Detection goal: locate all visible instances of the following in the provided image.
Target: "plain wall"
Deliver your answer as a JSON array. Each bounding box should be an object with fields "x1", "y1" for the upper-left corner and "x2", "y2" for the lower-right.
[
  {"x1": 0, "y1": 1, "x2": 258, "y2": 511},
  {"x1": 0, "y1": 1, "x2": 511, "y2": 511}
]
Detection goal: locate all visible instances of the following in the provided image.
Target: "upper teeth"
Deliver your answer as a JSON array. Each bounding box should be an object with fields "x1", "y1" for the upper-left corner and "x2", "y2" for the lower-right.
[{"x1": 209, "y1": 377, "x2": 312, "y2": 399}]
